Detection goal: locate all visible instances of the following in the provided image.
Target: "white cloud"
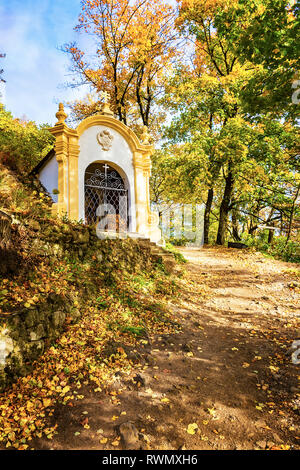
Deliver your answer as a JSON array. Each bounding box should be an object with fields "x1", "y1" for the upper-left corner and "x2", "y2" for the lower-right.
[{"x1": 0, "y1": 0, "x2": 88, "y2": 124}]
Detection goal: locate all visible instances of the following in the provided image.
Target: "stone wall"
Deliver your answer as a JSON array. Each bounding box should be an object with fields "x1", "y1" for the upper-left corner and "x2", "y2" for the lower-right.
[
  {"x1": 0, "y1": 292, "x2": 79, "y2": 390},
  {"x1": 0, "y1": 219, "x2": 171, "y2": 391}
]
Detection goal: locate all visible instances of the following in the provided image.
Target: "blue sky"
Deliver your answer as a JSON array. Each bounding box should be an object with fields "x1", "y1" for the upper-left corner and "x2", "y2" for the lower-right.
[{"x1": 0, "y1": 0, "x2": 89, "y2": 125}]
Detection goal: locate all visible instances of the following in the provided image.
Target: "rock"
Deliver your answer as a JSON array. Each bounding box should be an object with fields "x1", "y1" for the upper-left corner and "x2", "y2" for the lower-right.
[
  {"x1": 24, "y1": 340, "x2": 44, "y2": 360},
  {"x1": 29, "y1": 324, "x2": 45, "y2": 341},
  {"x1": 255, "y1": 419, "x2": 267, "y2": 429},
  {"x1": 0, "y1": 329, "x2": 14, "y2": 367},
  {"x1": 0, "y1": 210, "x2": 12, "y2": 244},
  {"x1": 70, "y1": 308, "x2": 81, "y2": 323},
  {"x1": 24, "y1": 309, "x2": 39, "y2": 328},
  {"x1": 52, "y1": 310, "x2": 66, "y2": 328},
  {"x1": 118, "y1": 422, "x2": 140, "y2": 450},
  {"x1": 267, "y1": 441, "x2": 275, "y2": 448}
]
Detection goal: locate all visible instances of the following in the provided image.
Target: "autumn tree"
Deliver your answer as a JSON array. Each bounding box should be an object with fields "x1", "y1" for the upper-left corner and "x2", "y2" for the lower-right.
[
  {"x1": 157, "y1": 0, "x2": 299, "y2": 247},
  {"x1": 214, "y1": 0, "x2": 300, "y2": 119},
  {"x1": 165, "y1": 0, "x2": 248, "y2": 244},
  {"x1": 64, "y1": 0, "x2": 179, "y2": 132}
]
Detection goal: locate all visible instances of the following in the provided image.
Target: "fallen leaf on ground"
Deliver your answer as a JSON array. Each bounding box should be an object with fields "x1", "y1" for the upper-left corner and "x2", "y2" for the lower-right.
[{"x1": 186, "y1": 423, "x2": 198, "y2": 435}]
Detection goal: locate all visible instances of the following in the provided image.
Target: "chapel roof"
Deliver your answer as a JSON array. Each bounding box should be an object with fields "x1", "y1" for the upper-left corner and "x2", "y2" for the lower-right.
[{"x1": 30, "y1": 148, "x2": 55, "y2": 176}]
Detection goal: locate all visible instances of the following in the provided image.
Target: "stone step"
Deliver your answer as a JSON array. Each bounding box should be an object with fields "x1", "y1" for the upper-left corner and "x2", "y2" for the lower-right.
[
  {"x1": 150, "y1": 247, "x2": 175, "y2": 258},
  {"x1": 95, "y1": 229, "x2": 164, "y2": 248},
  {"x1": 96, "y1": 230, "x2": 148, "y2": 241}
]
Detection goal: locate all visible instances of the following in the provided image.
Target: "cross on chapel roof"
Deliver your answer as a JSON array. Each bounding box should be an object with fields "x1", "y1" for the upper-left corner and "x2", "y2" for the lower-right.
[
  {"x1": 100, "y1": 90, "x2": 114, "y2": 116},
  {"x1": 100, "y1": 90, "x2": 110, "y2": 104}
]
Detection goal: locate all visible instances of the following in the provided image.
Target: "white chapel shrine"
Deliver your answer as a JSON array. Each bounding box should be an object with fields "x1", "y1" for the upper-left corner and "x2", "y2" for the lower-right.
[{"x1": 32, "y1": 97, "x2": 162, "y2": 243}]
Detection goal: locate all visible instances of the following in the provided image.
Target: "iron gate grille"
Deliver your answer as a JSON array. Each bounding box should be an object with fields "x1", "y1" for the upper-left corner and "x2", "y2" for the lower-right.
[{"x1": 84, "y1": 165, "x2": 128, "y2": 231}]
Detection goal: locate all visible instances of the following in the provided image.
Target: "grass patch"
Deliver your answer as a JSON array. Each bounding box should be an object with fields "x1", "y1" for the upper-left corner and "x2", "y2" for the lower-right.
[
  {"x1": 164, "y1": 242, "x2": 187, "y2": 264},
  {"x1": 119, "y1": 325, "x2": 146, "y2": 337}
]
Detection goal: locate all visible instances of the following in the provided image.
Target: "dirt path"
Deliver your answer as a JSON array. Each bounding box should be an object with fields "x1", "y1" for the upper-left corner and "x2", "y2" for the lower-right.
[{"x1": 31, "y1": 247, "x2": 300, "y2": 450}]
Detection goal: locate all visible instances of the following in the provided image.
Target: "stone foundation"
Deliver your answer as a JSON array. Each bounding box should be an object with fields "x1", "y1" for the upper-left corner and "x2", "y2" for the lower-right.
[
  {"x1": 0, "y1": 222, "x2": 176, "y2": 391},
  {"x1": 0, "y1": 292, "x2": 79, "y2": 391}
]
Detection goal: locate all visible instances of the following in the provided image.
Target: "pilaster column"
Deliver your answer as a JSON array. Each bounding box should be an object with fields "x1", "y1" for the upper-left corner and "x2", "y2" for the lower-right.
[
  {"x1": 53, "y1": 127, "x2": 69, "y2": 216},
  {"x1": 133, "y1": 152, "x2": 152, "y2": 236},
  {"x1": 68, "y1": 134, "x2": 80, "y2": 220},
  {"x1": 133, "y1": 153, "x2": 145, "y2": 234},
  {"x1": 49, "y1": 104, "x2": 80, "y2": 220}
]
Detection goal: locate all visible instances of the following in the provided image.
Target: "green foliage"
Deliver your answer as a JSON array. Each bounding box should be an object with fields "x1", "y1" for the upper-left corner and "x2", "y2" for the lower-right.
[
  {"x1": 0, "y1": 53, "x2": 5, "y2": 85},
  {"x1": 152, "y1": 1, "x2": 299, "y2": 250},
  {"x1": 214, "y1": 0, "x2": 300, "y2": 119},
  {"x1": 155, "y1": 278, "x2": 178, "y2": 295},
  {"x1": 119, "y1": 325, "x2": 146, "y2": 337},
  {"x1": 0, "y1": 161, "x2": 53, "y2": 219},
  {"x1": 166, "y1": 238, "x2": 189, "y2": 247},
  {"x1": 0, "y1": 105, "x2": 54, "y2": 173},
  {"x1": 165, "y1": 242, "x2": 188, "y2": 263},
  {"x1": 241, "y1": 233, "x2": 300, "y2": 263}
]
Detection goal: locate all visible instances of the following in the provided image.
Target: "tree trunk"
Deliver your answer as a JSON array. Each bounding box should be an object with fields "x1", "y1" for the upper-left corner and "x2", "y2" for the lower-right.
[
  {"x1": 203, "y1": 188, "x2": 214, "y2": 245},
  {"x1": 216, "y1": 169, "x2": 234, "y2": 245},
  {"x1": 249, "y1": 225, "x2": 258, "y2": 235},
  {"x1": 231, "y1": 208, "x2": 241, "y2": 241},
  {"x1": 248, "y1": 198, "x2": 262, "y2": 236},
  {"x1": 268, "y1": 225, "x2": 275, "y2": 244}
]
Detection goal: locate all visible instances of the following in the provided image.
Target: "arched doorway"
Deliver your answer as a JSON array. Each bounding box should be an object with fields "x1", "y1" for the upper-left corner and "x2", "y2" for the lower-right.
[{"x1": 84, "y1": 162, "x2": 128, "y2": 231}]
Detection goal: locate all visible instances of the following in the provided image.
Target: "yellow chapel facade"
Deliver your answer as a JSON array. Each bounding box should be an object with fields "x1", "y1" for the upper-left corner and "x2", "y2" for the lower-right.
[{"x1": 35, "y1": 100, "x2": 161, "y2": 243}]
